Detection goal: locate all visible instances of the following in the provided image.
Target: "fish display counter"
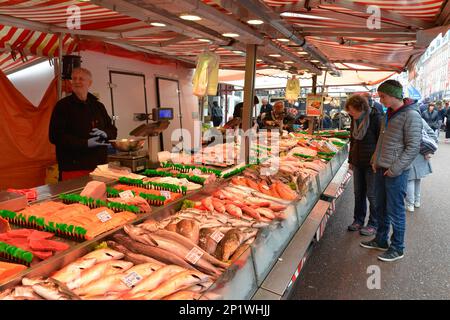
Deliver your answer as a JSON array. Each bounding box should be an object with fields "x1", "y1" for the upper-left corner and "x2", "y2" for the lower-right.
[{"x1": 0, "y1": 135, "x2": 350, "y2": 300}]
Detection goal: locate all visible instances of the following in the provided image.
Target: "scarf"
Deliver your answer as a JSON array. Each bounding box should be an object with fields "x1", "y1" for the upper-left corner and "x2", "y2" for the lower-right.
[{"x1": 352, "y1": 109, "x2": 371, "y2": 140}]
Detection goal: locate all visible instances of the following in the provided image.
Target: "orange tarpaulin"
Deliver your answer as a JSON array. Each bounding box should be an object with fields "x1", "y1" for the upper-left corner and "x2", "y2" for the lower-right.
[{"x1": 0, "y1": 70, "x2": 57, "y2": 189}]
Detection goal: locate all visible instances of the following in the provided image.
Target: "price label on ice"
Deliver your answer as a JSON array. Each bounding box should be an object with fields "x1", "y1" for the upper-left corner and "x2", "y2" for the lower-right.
[
  {"x1": 96, "y1": 210, "x2": 112, "y2": 223},
  {"x1": 119, "y1": 190, "x2": 134, "y2": 200},
  {"x1": 160, "y1": 191, "x2": 171, "y2": 200},
  {"x1": 210, "y1": 230, "x2": 225, "y2": 243},
  {"x1": 192, "y1": 169, "x2": 202, "y2": 175},
  {"x1": 185, "y1": 247, "x2": 204, "y2": 265},
  {"x1": 122, "y1": 272, "x2": 143, "y2": 288}
]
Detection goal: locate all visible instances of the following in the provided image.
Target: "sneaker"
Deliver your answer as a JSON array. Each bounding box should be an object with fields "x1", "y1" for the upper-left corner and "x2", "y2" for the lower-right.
[
  {"x1": 348, "y1": 222, "x2": 362, "y2": 231},
  {"x1": 378, "y1": 248, "x2": 404, "y2": 262},
  {"x1": 414, "y1": 202, "x2": 420, "y2": 208},
  {"x1": 360, "y1": 239, "x2": 389, "y2": 251},
  {"x1": 406, "y1": 204, "x2": 414, "y2": 212},
  {"x1": 360, "y1": 226, "x2": 377, "y2": 236}
]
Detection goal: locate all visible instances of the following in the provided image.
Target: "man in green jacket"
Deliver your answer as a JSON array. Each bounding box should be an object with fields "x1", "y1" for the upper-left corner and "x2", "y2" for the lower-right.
[{"x1": 360, "y1": 80, "x2": 422, "y2": 262}]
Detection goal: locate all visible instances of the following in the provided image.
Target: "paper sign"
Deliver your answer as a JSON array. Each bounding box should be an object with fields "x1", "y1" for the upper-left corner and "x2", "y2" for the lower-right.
[
  {"x1": 185, "y1": 247, "x2": 204, "y2": 265},
  {"x1": 96, "y1": 211, "x2": 112, "y2": 223},
  {"x1": 160, "y1": 191, "x2": 171, "y2": 199},
  {"x1": 122, "y1": 272, "x2": 143, "y2": 288},
  {"x1": 119, "y1": 190, "x2": 134, "y2": 200},
  {"x1": 210, "y1": 230, "x2": 225, "y2": 243},
  {"x1": 192, "y1": 169, "x2": 202, "y2": 175},
  {"x1": 306, "y1": 94, "x2": 323, "y2": 117}
]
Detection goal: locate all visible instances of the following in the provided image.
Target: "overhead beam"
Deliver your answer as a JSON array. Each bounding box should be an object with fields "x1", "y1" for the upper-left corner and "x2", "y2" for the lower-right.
[
  {"x1": 319, "y1": 0, "x2": 434, "y2": 29},
  {"x1": 91, "y1": 0, "x2": 229, "y2": 44},
  {"x1": 227, "y1": 0, "x2": 337, "y2": 75},
  {"x1": 294, "y1": 27, "x2": 416, "y2": 35},
  {"x1": 436, "y1": 0, "x2": 450, "y2": 25},
  {"x1": 334, "y1": 60, "x2": 403, "y2": 72}
]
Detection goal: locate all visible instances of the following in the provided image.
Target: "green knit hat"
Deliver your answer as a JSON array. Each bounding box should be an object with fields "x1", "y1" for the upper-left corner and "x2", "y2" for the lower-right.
[{"x1": 377, "y1": 81, "x2": 403, "y2": 99}]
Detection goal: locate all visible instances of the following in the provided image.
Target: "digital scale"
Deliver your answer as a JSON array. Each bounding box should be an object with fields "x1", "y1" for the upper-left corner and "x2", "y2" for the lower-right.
[
  {"x1": 107, "y1": 150, "x2": 149, "y2": 173},
  {"x1": 107, "y1": 108, "x2": 174, "y2": 172}
]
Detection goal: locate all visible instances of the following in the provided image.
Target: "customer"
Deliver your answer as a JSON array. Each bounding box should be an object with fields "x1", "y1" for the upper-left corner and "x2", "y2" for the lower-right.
[
  {"x1": 421, "y1": 102, "x2": 439, "y2": 137},
  {"x1": 49, "y1": 67, "x2": 117, "y2": 181},
  {"x1": 406, "y1": 120, "x2": 437, "y2": 212},
  {"x1": 437, "y1": 102, "x2": 446, "y2": 136},
  {"x1": 345, "y1": 95, "x2": 382, "y2": 236},
  {"x1": 361, "y1": 80, "x2": 422, "y2": 262},
  {"x1": 210, "y1": 101, "x2": 223, "y2": 127}
]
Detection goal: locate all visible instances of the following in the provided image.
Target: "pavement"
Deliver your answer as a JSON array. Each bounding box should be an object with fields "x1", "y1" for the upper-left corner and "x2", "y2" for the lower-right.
[{"x1": 290, "y1": 134, "x2": 450, "y2": 300}]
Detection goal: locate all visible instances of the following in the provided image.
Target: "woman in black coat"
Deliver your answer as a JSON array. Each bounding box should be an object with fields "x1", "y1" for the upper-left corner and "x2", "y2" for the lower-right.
[
  {"x1": 345, "y1": 95, "x2": 383, "y2": 236},
  {"x1": 421, "y1": 103, "x2": 440, "y2": 136}
]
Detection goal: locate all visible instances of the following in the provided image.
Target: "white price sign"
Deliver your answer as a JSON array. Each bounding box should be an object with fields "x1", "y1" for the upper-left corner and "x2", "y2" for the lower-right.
[
  {"x1": 119, "y1": 190, "x2": 134, "y2": 200},
  {"x1": 160, "y1": 191, "x2": 171, "y2": 200},
  {"x1": 185, "y1": 247, "x2": 204, "y2": 265},
  {"x1": 209, "y1": 230, "x2": 225, "y2": 243},
  {"x1": 96, "y1": 210, "x2": 112, "y2": 223},
  {"x1": 192, "y1": 169, "x2": 202, "y2": 175},
  {"x1": 122, "y1": 272, "x2": 143, "y2": 288}
]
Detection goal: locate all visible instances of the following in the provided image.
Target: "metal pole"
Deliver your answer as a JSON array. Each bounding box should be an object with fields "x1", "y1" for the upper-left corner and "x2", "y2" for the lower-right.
[
  {"x1": 57, "y1": 33, "x2": 63, "y2": 100},
  {"x1": 242, "y1": 44, "x2": 257, "y2": 164},
  {"x1": 312, "y1": 74, "x2": 318, "y2": 95},
  {"x1": 320, "y1": 71, "x2": 328, "y2": 131}
]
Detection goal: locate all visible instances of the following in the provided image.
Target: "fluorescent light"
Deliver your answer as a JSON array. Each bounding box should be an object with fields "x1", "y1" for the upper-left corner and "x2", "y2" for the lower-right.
[
  {"x1": 232, "y1": 50, "x2": 244, "y2": 55},
  {"x1": 180, "y1": 14, "x2": 202, "y2": 21},
  {"x1": 280, "y1": 12, "x2": 334, "y2": 20},
  {"x1": 222, "y1": 33, "x2": 240, "y2": 37},
  {"x1": 150, "y1": 22, "x2": 166, "y2": 27},
  {"x1": 198, "y1": 38, "x2": 211, "y2": 42},
  {"x1": 256, "y1": 59, "x2": 263, "y2": 62},
  {"x1": 285, "y1": 61, "x2": 294, "y2": 64},
  {"x1": 311, "y1": 60, "x2": 320, "y2": 63},
  {"x1": 277, "y1": 38, "x2": 289, "y2": 42},
  {"x1": 297, "y1": 51, "x2": 308, "y2": 55},
  {"x1": 269, "y1": 54, "x2": 281, "y2": 57},
  {"x1": 247, "y1": 19, "x2": 264, "y2": 25}
]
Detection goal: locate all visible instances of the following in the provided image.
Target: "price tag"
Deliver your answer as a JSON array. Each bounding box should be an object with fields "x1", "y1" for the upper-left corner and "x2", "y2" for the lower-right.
[
  {"x1": 121, "y1": 272, "x2": 143, "y2": 288},
  {"x1": 160, "y1": 191, "x2": 171, "y2": 199},
  {"x1": 185, "y1": 247, "x2": 204, "y2": 265},
  {"x1": 209, "y1": 230, "x2": 225, "y2": 243},
  {"x1": 119, "y1": 190, "x2": 134, "y2": 200},
  {"x1": 96, "y1": 210, "x2": 112, "y2": 223},
  {"x1": 192, "y1": 169, "x2": 202, "y2": 175}
]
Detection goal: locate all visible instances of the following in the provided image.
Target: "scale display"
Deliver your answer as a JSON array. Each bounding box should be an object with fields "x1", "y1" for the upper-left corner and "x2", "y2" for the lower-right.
[{"x1": 153, "y1": 108, "x2": 174, "y2": 121}]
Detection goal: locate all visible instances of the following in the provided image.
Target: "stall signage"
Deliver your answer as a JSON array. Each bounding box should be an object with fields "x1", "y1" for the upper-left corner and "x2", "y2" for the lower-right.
[
  {"x1": 185, "y1": 247, "x2": 204, "y2": 265},
  {"x1": 210, "y1": 230, "x2": 225, "y2": 243},
  {"x1": 119, "y1": 190, "x2": 134, "y2": 200},
  {"x1": 122, "y1": 272, "x2": 143, "y2": 288},
  {"x1": 161, "y1": 191, "x2": 171, "y2": 199},
  {"x1": 306, "y1": 94, "x2": 323, "y2": 117},
  {"x1": 97, "y1": 211, "x2": 112, "y2": 223}
]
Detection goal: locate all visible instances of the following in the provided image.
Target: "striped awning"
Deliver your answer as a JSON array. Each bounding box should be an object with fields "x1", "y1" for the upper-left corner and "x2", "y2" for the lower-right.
[{"x1": 0, "y1": 0, "x2": 448, "y2": 74}]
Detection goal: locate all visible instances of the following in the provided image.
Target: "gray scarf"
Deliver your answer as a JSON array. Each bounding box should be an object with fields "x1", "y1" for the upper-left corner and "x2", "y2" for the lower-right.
[{"x1": 352, "y1": 109, "x2": 371, "y2": 140}]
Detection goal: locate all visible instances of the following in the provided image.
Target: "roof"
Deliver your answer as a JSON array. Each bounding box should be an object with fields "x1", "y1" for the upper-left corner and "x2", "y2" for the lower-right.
[{"x1": 0, "y1": 0, "x2": 449, "y2": 76}]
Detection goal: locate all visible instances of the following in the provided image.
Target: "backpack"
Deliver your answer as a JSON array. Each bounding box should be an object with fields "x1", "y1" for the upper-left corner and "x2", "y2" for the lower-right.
[{"x1": 419, "y1": 120, "x2": 438, "y2": 155}]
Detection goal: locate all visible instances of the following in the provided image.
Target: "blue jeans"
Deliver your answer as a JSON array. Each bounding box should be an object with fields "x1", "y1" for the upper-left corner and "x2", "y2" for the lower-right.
[
  {"x1": 352, "y1": 166, "x2": 381, "y2": 228},
  {"x1": 375, "y1": 169, "x2": 409, "y2": 252}
]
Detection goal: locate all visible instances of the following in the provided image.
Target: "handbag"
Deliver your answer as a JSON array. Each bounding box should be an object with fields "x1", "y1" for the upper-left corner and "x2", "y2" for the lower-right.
[{"x1": 420, "y1": 126, "x2": 438, "y2": 155}]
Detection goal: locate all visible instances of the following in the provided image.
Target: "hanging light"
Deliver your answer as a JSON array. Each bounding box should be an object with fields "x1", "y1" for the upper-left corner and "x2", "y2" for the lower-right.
[
  {"x1": 269, "y1": 54, "x2": 281, "y2": 57},
  {"x1": 198, "y1": 38, "x2": 211, "y2": 42},
  {"x1": 285, "y1": 61, "x2": 294, "y2": 64},
  {"x1": 277, "y1": 38, "x2": 290, "y2": 42},
  {"x1": 150, "y1": 22, "x2": 166, "y2": 27},
  {"x1": 180, "y1": 14, "x2": 202, "y2": 21},
  {"x1": 247, "y1": 19, "x2": 264, "y2": 25},
  {"x1": 297, "y1": 51, "x2": 308, "y2": 55},
  {"x1": 222, "y1": 33, "x2": 240, "y2": 37}
]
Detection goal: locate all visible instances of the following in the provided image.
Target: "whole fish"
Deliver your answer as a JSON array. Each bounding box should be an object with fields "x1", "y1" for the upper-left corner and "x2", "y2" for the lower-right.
[
  {"x1": 75, "y1": 263, "x2": 160, "y2": 297},
  {"x1": 51, "y1": 258, "x2": 97, "y2": 284},
  {"x1": 225, "y1": 204, "x2": 242, "y2": 218},
  {"x1": 122, "y1": 265, "x2": 186, "y2": 299},
  {"x1": 112, "y1": 233, "x2": 194, "y2": 270},
  {"x1": 241, "y1": 206, "x2": 262, "y2": 220},
  {"x1": 106, "y1": 241, "x2": 166, "y2": 267},
  {"x1": 215, "y1": 229, "x2": 243, "y2": 261},
  {"x1": 255, "y1": 207, "x2": 276, "y2": 220},
  {"x1": 211, "y1": 198, "x2": 226, "y2": 214},
  {"x1": 82, "y1": 248, "x2": 125, "y2": 263},
  {"x1": 230, "y1": 243, "x2": 250, "y2": 263},
  {"x1": 176, "y1": 219, "x2": 200, "y2": 245},
  {"x1": 162, "y1": 290, "x2": 202, "y2": 300},
  {"x1": 123, "y1": 225, "x2": 157, "y2": 246},
  {"x1": 154, "y1": 229, "x2": 230, "y2": 269},
  {"x1": 32, "y1": 279, "x2": 81, "y2": 300},
  {"x1": 198, "y1": 228, "x2": 219, "y2": 256},
  {"x1": 201, "y1": 197, "x2": 214, "y2": 212},
  {"x1": 146, "y1": 233, "x2": 223, "y2": 277},
  {"x1": 133, "y1": 270, "x2": 211, "y2": 300},
  {"x1": 0, "y1": 286, "x2": 43, "y2": 300},
  {"x1": 66, "y1": 260, "x2": 134, "y2": 290}
]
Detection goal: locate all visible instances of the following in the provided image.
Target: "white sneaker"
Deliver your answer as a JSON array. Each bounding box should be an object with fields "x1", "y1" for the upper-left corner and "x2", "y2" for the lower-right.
[
  {"x1": 414, "y1": 202, "x2": 420, "y2": 208},
  {"x1": 406, "y1": 204, "x2": 414, "y2": 212}
]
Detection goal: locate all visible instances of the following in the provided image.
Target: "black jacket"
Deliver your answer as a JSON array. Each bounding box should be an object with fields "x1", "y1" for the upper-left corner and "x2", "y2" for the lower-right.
[
  {"x1": 421, "y1": 109, "x2": 439, "y2": 130},
  {"x1": 49, "y1": 93, "x2": 117, "y2": 172},
  {"x1": 348, "y1": 107, "x2": 382, "y2": 168}
]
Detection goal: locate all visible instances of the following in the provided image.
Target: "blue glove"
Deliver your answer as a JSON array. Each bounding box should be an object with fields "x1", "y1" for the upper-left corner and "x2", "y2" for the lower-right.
[
  {"x1": 90, "y1": 128, "x2": 107, "y2": 139},
  {"x1": 88, "y1": 136, "x2": 110, "y2": 148}
]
